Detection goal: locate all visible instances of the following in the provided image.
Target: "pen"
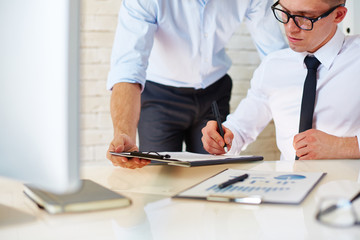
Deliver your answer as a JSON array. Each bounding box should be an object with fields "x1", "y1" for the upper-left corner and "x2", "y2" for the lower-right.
[
  {"x1": 129, "y1": 151, "x2": 171, "y2": 160},
  {"x1": 218, "y1": 174, "x2": 249, "y2": 189},
  {"x1": 211, "y1": 101, "x2": 228, "y2": 152}
]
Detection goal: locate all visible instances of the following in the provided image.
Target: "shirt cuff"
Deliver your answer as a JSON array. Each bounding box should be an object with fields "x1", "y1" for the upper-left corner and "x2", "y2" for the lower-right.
[
  {"x1": 223, "y1": 124, "x2": 245, "y2": 155},
  {"x1": 106, "y1": 69, "x2": 145, "y2": 92}
]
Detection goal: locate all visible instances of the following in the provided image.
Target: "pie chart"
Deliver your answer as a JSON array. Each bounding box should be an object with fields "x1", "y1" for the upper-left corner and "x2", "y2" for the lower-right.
[{"x1": 274, "y1": 174, "x2": 306, "y2": 180}]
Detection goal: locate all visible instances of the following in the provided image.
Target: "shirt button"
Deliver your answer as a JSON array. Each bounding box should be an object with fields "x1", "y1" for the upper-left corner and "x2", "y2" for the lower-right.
[{"x1": 204, "y1": 33, "x2": 208, "y2": 38}]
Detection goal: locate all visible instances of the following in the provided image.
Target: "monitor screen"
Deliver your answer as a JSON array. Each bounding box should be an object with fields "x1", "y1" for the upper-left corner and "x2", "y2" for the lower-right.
[{"x1": 0, "y1": 0, "x2": 81, "y2": 194}]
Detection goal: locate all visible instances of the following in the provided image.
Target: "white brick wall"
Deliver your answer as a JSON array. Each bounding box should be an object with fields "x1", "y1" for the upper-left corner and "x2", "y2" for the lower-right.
[{"x1": 80, "y1": 0, "x2": 281, "y2": 162}]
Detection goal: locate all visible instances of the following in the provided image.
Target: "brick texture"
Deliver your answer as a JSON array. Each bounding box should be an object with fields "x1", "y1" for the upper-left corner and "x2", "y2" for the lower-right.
[{"x1": 80, "y1": 0, "x2": 281, "y2": 162}]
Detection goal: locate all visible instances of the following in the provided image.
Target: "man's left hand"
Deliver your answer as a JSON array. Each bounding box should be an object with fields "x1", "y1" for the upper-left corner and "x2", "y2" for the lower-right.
[{"x1": 293, "y1": 129, "x2": 360, "y2": 160}]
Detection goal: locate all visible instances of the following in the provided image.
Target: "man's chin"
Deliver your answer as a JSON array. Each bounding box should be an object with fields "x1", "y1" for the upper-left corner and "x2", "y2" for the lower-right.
[{"x1": 289, "y1": 43, "x2": 306, "y2": 53}]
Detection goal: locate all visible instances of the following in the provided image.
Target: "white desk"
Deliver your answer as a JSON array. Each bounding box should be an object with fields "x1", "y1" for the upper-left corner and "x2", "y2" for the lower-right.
[{"x1": 1, "y1": 160, "x2": 360, "y2": 240}]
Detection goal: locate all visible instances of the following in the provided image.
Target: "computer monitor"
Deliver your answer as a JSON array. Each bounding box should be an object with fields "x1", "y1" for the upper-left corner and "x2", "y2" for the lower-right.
[{"x1": 0, "y1": 0, "x2": 81, "y2": 194}]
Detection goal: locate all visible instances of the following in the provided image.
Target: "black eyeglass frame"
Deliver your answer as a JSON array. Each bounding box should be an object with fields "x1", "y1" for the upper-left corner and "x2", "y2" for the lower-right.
[{"x1": 271, "y1": 1, "x2": 345, "y2": 31}]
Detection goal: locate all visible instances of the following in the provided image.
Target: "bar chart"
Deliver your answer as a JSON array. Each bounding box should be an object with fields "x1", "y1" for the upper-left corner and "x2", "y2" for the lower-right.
[{"x1": 205, "y1": 174, "x2": 307, "y2": 195}]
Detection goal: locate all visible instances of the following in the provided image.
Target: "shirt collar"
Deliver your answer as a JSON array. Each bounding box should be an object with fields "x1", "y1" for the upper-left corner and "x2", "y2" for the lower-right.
[
  {"x1": 296, "y1": 27, "x2": 345, "y2": 70},
  {"x1": 313, "y1": 27, "x2": 345, "y2": 70},
  {"x1": 198, "y1": 0, "x2": 209, "y2": 6}
]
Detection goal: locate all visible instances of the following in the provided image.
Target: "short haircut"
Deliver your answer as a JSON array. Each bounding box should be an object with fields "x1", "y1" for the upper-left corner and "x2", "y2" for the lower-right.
[{"x1": 323, "y1": 0, "x2": 346, "y2": 6}]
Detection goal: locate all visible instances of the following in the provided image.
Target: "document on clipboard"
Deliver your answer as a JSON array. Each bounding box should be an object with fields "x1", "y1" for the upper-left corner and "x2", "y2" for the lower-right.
[
  {"x1": 173, "y1": 168, "x2": 326, "y2": 204},
  {"x1": 109, "y1": 151, "x2": 263, "y2": 167}
]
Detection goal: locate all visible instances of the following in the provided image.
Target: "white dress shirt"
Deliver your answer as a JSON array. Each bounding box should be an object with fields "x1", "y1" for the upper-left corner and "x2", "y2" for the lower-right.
[
  {"x1": 107, "y1": 0, "x2": 287, "y2": 90},
  {"x1": 224, "y1": 28, "x2": 360, "y2": 160}
]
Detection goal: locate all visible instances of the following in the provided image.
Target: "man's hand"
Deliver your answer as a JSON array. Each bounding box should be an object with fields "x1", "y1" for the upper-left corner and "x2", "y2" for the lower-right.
[
  {"x1": 293, "y1": 129, "x2": 360, "y2": 160},
  {"x1": 106, "y1": 134, "x2": 150, "y2": 169},
  {"x1": 107, "y1": 82, "x2": 147, "y2": 169},
  {"x1": 201, "y1": 120, "x2": 233, "y2": 155}
]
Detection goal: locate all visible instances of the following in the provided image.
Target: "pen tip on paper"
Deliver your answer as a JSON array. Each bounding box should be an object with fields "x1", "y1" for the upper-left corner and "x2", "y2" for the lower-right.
[{"x1": 224, "y1": 146, "x2": 228, "y2": 153}]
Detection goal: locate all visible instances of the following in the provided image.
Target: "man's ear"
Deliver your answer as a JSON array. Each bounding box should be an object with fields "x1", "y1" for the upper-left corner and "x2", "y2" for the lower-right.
[{"x1": 334, "y1": 6, "x2": 347, "y2": 24}]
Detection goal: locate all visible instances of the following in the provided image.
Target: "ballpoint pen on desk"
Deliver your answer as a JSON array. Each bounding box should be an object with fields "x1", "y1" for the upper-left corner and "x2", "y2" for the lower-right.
[
  {"x1": 211, "y1": 101, "x2": 228, "y2": 152},
  {"x1": 218, "y1": 174, "x2": 249, "y2": 189}
]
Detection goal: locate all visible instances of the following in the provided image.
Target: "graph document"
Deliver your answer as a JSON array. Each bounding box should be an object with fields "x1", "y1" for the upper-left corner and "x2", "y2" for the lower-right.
[{"x1": 174, "y1": 169, "x2": 325, "y2": 204}]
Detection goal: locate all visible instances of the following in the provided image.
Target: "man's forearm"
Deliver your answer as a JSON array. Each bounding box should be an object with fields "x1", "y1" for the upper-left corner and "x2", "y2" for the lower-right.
[
  {"x1": 337, "y1": 136, "x2": 360, "y2": 159},
  {"x1": 110, "y1": 82, "x2": 141, "y2": 141}
]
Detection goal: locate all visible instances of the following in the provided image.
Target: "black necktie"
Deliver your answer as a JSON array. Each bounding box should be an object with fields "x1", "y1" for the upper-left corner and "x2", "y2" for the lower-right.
[{"x1": 296, "y1": 55, "x2": 321, "y2": 160}]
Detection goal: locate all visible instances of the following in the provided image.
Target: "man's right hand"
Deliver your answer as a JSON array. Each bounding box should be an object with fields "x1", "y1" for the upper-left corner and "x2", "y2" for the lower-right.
[
  {"x1": 201, "y1": 120, "x2": 233, "y2": 155},
  {"x1": 106, "y1": 134, "x2": 150, "y2": 169}
]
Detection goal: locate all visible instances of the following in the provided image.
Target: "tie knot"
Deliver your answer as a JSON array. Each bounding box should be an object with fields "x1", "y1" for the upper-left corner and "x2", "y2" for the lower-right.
[{"x1": 304, "y1": 56, "x2": 321, "y2": 70}]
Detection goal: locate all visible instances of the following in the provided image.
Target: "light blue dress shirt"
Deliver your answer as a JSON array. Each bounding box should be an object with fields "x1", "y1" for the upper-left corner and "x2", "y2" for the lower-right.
[{"x1": 107, "y1": 0, "x2": 287, "y2": 90}]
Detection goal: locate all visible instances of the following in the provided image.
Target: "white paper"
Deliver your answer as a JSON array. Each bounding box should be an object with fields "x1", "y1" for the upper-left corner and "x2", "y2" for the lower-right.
[{"x1": 176, "y1": 169, "x2": 325, "y2": 204}]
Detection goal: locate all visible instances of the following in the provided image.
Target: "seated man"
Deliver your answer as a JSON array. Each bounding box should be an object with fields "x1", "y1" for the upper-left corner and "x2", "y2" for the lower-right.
[{"x1": 202, "y1": 0, "x2": 360, "y2": 160}]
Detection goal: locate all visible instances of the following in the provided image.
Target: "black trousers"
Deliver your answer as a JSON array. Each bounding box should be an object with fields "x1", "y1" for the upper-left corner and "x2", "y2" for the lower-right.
[{"x1": 138, "y1": 74, "x2": 232, "y2": 153}]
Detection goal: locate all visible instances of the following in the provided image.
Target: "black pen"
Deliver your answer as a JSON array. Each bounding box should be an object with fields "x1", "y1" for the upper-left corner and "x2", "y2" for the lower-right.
[
  {"x1": 218, "y1": 174, "x2": 249, "y2": 189},
  {"x1": 211, "y1": 101, "x2": 228, "y2": 152}
]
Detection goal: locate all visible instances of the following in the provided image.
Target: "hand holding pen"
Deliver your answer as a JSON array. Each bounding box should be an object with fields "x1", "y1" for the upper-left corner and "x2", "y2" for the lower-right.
[
  {"x1": 201, "y1": 101, "x2": 234, "y2": 155},
  {"x1": 211, "y1": 101, "x2": 228, "y2": 152}
]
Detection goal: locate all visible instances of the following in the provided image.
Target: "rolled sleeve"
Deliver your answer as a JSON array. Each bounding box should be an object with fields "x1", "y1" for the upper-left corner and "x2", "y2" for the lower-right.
[{"x1": 107, "y1": 0, "x2": 158, "y2": 91}]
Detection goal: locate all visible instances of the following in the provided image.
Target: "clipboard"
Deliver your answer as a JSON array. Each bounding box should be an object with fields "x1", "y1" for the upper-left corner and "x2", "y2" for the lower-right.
[
  {"x1": 173, "y1": 168, "x2": 326, "y2": 204},
  {"x1": 110, "y1": 151, "x2": 263, "y2": 167}
]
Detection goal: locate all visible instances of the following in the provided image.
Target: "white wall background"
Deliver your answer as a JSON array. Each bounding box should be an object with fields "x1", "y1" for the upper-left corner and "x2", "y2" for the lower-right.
[
  {"x1": 342, "y1": 0, "x2": 360, "y2": 35},
  {"x1": 79, "y1": 0, "x2": 358, "y2": 163}
]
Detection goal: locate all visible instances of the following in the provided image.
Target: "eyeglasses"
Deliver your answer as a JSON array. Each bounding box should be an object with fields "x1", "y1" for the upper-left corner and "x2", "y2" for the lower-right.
[
  {"x1": 316, "y1": 191, "x2": 360, "y2": 227},
  {"x1": 271, "y1": 1, "x2": 345, "y2": 31}
]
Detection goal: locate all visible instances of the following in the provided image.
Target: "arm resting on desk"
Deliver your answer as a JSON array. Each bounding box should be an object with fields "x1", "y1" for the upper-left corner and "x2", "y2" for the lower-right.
[{"x1": 293, "y1": 129, "x2": 360, "y2": 160}]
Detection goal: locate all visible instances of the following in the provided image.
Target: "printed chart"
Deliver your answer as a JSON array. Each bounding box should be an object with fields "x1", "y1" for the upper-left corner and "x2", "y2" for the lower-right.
[
  {"x1": 175, "y1": 169, "x2": 325, "y2": 204},
  {"x1": 205, "y1": 174, "x2": 307, "y2": 194}
]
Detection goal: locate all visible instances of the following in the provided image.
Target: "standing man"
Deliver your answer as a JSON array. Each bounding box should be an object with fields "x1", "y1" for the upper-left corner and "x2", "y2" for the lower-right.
[
  {"x1": 107, "y1": 0, "x2": 287, "y2": 169},
  {"x1": 202, "y1": 0, "x2": 360, "y2": 160}
]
